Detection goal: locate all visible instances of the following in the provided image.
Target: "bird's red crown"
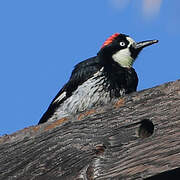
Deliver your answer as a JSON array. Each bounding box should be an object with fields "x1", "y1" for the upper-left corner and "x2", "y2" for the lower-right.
[{"x1": 101, "y1": 33, "x2": 120, "y2": 49}]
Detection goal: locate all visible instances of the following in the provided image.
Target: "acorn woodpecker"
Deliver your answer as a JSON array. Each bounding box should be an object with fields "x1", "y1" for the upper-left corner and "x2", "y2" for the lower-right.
[{"x1": 38, "y1": 33, "x2": 158, "y2": 124}]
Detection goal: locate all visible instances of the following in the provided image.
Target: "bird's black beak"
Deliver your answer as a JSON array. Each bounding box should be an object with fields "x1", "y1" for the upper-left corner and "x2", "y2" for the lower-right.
[
  {"x1": 130, "y1": 39, "x2": 158, "y2": 59},
  {"x1": 135, "y1": 40, "x2": 158, "y2": 49}
]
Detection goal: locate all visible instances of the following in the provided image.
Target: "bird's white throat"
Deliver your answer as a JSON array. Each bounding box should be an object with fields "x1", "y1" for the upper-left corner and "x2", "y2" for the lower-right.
[{"x1": 112, "y1": 48, "x2": 134, "y2": 68}]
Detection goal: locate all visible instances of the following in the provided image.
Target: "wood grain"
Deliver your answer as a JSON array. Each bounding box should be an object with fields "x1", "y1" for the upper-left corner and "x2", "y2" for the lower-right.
[{"x1": 0, "y1": 80, "x2": 180, "y2": 180}]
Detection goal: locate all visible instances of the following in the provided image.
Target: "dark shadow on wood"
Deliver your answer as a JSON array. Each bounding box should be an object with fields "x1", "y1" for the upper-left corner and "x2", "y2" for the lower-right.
[{"x1": 145, "y1": 167, "x2": 180, "y2": 180}]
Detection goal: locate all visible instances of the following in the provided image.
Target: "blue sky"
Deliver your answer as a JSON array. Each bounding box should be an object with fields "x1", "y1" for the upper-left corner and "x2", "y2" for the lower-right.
[{"x1": 0, "y1": 0, "x2": 180, "y2": 135}]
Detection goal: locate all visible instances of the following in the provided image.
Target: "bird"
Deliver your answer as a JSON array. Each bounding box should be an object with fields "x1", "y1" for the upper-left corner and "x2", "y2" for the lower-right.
[{"x1": 38, "y1": 33, "x2": 158, "y2": 124}]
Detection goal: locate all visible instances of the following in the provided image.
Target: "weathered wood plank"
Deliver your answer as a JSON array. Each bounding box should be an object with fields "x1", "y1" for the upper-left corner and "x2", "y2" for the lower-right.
[{"x1": 0, "y1": 80, "x2": 180, "y2": 179}]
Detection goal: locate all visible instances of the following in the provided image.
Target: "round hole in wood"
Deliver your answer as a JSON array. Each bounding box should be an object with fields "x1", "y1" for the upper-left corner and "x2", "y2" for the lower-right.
[{"x1": 138, "y1": 119, "x2": 154, "y2": 138}]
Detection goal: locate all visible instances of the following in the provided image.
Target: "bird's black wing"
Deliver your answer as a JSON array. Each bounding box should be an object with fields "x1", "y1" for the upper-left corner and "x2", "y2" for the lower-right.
[{"x1": 38, "y1": 56, "x2": 102, "y2": 124}]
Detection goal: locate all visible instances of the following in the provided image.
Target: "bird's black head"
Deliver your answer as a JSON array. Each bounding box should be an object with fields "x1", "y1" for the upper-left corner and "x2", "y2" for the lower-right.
[{"x1": 98, "y1": 33, "x2": 158, "y2": 68}]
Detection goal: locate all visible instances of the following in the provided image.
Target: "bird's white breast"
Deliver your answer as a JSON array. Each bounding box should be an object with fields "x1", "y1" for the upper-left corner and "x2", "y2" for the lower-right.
[
  {"x1": 51, "y1": 68, "x2": 107, "y2": 119},
  {"x1": 48, "y1": 67, "x2": 125, "y2": 121}
]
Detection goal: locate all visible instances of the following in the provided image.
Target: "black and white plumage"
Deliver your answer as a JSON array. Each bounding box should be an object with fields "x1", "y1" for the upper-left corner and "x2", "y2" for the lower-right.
[{"x1": 38, "y1": 33, "x2": 158, "y2": 124}]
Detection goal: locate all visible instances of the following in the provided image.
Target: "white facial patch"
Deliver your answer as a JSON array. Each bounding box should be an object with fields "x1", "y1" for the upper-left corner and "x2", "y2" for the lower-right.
[
  {"x1": 112, "y1": 37, "x2": 136, "y2": 68},
  {"x1": 126, "y1": 37, "x2": 136, "y2": 47}
]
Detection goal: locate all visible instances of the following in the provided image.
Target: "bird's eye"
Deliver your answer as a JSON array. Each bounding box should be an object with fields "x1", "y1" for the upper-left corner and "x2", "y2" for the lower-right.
[{"x1": 120, "y1": 42, "x2": 126, "y2": 46}]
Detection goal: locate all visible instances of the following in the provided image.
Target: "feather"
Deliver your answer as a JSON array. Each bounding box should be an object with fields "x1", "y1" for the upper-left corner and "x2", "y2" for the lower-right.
[{"x1": 38, "y1": 56, "x2": 102, "y2": 124}]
